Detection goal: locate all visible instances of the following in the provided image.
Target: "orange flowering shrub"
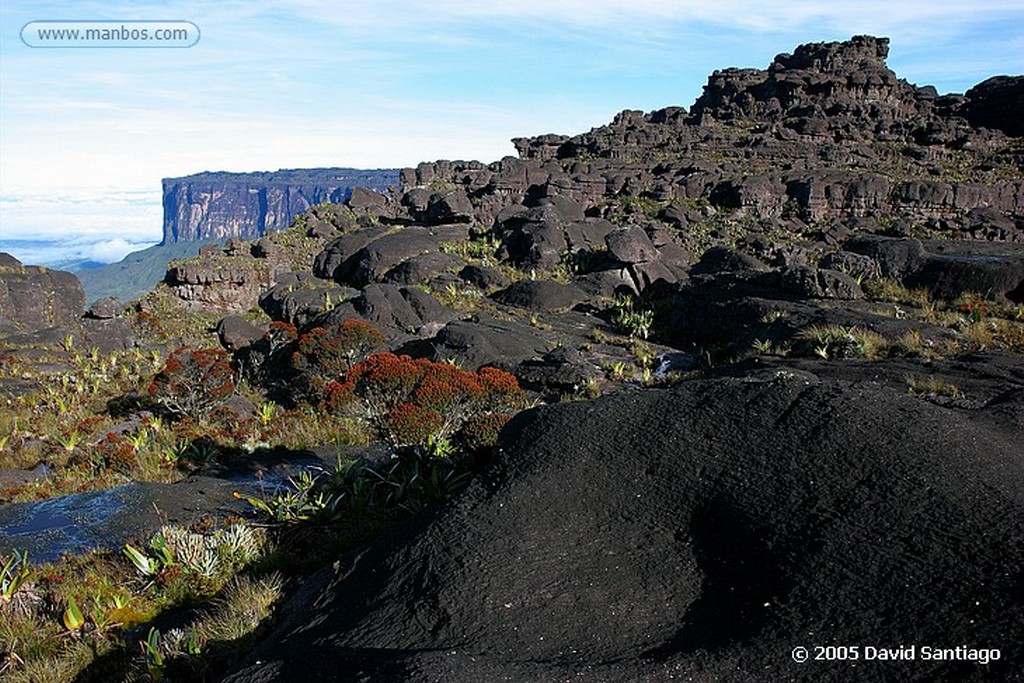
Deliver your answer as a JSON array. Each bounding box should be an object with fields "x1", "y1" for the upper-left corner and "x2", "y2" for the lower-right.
[
  {"x1": 148, "y1": 347, "x2": 236, "y2": 420},
  {"x1": 332, "y1": 351, "x2": 522, "y2": 454}
]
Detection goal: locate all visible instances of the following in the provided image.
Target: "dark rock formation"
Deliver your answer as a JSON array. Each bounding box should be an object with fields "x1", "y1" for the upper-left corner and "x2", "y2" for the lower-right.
[
  {"x1": 491, "y1": 280, "x2": 589, "y2": 312},
  {"x1": 429, "y1": 315, "x2": 554, "y2": 370},
  {"x1": 963, "y1": 76, "x2": 1024, "y2": 137},
  {"x1": 85, "y1": 296, "x2": 123, "y2": 319},
  {"x1": 910, "y1": 240, "x2": 1024, "y2": 303},
  {"x1": 392, "y1": 36, "x2": 1022, "y2": 266},
  {"x1": 161, "y1": 168, "x2": 399, "y2": 243},
  {"x1": 0, "y1": 253, "x2": 85, "y2": 331},
  {"x1": 216, "y1": 315, "x2": 267, "y2": 352},
  {"x1": 0, "y1": 253, "x2": 136, "y2": 354},
  {"x1": 224, "y1": 373, "x2": 1024, "y2": 682},
  {"x1": 309, "y1": 283, "x2": 457, "y2": 341}
]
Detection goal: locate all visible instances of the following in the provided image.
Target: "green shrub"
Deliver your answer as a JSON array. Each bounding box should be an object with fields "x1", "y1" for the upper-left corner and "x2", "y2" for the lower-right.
[
  {"x1": 796, "y1": 324, "x2": 887, "y2": 360},
  {"x1": 611, "y1": 294, "x2": 654, "y2": 339}
]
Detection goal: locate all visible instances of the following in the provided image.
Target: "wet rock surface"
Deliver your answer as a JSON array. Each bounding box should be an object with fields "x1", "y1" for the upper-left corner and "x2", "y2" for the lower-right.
[{"x1": 0, "y1": 448, "x2": 343, "y2": 562}]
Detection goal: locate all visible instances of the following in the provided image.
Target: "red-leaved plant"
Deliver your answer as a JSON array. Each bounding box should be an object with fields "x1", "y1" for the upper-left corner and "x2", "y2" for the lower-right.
[
  {"x1": 294, "y1": 319, "x2": 384, "y2": 378},
  {"x1": 287, "y1": 319, "x2": 385, "y2": 402},
  {"x1": 327, "y1": 352, "x2": 522, "y2": 455},
  {"x1": 148, "y1": 347, "x2": 236, "y2": 421}
]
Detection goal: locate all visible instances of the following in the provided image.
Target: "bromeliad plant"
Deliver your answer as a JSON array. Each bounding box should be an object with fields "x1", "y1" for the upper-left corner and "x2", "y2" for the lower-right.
[{"x1": 1, "y1": 550, "x2": 33, "y2": 611}]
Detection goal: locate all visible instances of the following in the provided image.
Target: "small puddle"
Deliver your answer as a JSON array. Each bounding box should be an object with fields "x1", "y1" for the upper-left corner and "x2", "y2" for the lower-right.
[
  {"x1": 654, "y1": 352, "x2": 698, "y2": 377},
  {"x1": 0, "y1": 487, "x2": 130, "y2": 562},
  {"x1": 935, "y1": 254, "x2": 1010, "y2": 264},
  {"x1": 0, "y1": 446, "x2": 378, "y2": 563}
]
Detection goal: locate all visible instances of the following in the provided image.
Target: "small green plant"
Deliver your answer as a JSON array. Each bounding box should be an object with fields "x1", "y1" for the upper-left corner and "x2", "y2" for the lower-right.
[
  {"x1": 257, "y1": 402, "x2": 276, "y2": 427},
  {"x1": 1, "y1": 550, "x2": 33, "y2": 608},
  {"x1": 56, "y1": 429, "x2": 82, "y2": 453},
  {"x1": 796, "y1": 324, "x2": 887, "y2": 360},
  {"x1": 599, "y1": 359, "x2": 630, "y2": 380},
  {"x1": 235, "y1": 471, "x2": 340, "y2": 524},
  {"x1": 611, "y1": 294, "x2": 654, "y2": 339},
  {"x1": 62, "y1": 595, "x2": 85, "y2": 632},
  {"x1": 126, "y1": 427, "x2": 149, "y2": 452},
  {"x1": 123, "y1": 543, "x2": 159, "y2": 577},
  {"x1": 759, "y1": 309, "x2": 790, "y2": 324},
  {"x1": 142, "y1": 627, "x2": 166, "y2": 679},
  {"x1": 905, "y1": 374, "x2": 964, "y2": 398},
  {"x1": 629, "y1": 339, "x2": 657, "y2": 369},
  {"x1": 123, "y1": 533, "x2": 175, "y2": 577}
]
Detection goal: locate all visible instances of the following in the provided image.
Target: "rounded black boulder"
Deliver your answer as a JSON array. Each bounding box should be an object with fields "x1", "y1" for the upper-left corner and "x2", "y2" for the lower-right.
[{"x1": 224, "y1": 373, "x2": 1024, "y2": 682}]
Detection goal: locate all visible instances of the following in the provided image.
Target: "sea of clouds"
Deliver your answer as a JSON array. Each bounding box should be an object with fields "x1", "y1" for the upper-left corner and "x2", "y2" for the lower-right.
[{"x1": 0, "y1": 188, "x2": 161, "y2": 268}]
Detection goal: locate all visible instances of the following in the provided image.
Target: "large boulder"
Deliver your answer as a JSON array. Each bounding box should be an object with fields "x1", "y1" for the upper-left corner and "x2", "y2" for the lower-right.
[
  {"x1": 910, "y1": 241, "x2": 1024, "y2": 303},
  {"x1": 491, "y1": 279, "x2": 589, "y2": 312},
  {"x1": 224, "y1": 373, "x2": 1023, "y2": 682},
  {"x1": 497, "y1": 205, "x2": 569, "y2": 271},
  {"x1": 963, "y1": 75, "x2": 1024, "y2": 137},
  {"x1": 429, "y1": 315, "x2": 553, "y2": 369},
  {"x1": 843, "y1": 235, "x2": 927, "y2": 281},
  {"x1": 345, "y1": 229, "x2": 441, "y2": 287},
  {"x1": 424, "y1": 190, "x2": 476, "y2": 225},
  {"x1": 381, "y1": 252, "x2": 465, "y2": 286},
  {"x1": 312, "y1": 227, "x2": 393, "y2": 282},
  {"x1": 313, "y1": 284, "x2": 455, "y2": 341},
  {"x1": 0, "y1": 254, "x2": 85, "y2": 331},
  {"x1": 779, "y1": 265, "x2": 864, "y2": 300},
  {"x1": 605, "y1": 227, "x2": 659, "y2": 264}
]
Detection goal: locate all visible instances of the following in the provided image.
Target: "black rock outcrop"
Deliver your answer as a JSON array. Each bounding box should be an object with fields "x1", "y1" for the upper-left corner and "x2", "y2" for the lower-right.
[
  {"x1": 0, "y1": 253, "x2": 84, "y2": 332},
  {"x1": 0, "y1": 253, "x2": 135, "y2": 355},
  {"x1": 224, "y1": 373, "x2": 1023, "y2": 682},
  {"x1": 963, "y1": 75, "x2": 1024, "y2": 137}
]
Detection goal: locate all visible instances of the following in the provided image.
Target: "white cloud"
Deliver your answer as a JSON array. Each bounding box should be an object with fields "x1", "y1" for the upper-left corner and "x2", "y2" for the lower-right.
[
  {"x1": 286, "y1": 0, "x2": 1022, "y2": 37},
  {"x1": 86, "y1": 237, "x2": 152, "y2": 263}
]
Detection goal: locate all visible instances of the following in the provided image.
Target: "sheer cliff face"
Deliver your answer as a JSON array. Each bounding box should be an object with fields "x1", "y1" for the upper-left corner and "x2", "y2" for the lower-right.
[{"x1": 161, "y1": 169, "x2": 398, "y2": 243}]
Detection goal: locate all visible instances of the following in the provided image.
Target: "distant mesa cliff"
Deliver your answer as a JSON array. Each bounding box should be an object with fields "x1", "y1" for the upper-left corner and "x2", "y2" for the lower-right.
[{"x1": 161, "y1": 168, "x2": 400, "y2": 244}]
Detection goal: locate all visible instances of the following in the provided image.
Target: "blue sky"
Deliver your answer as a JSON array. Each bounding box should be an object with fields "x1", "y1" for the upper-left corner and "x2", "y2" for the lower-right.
[{"x1": 1, "y1": 1, "x2": 1022, "y2": 264}]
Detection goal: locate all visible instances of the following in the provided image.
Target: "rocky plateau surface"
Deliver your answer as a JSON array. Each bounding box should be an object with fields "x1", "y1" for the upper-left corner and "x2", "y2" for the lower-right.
[{"x1": 2, "y1": 35, "x2": 1023, "y2": 683}]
